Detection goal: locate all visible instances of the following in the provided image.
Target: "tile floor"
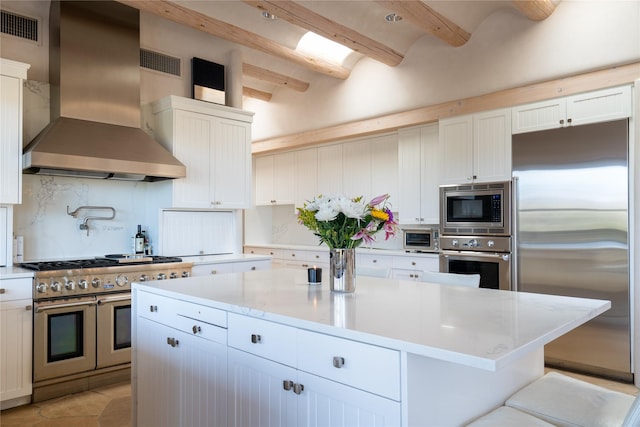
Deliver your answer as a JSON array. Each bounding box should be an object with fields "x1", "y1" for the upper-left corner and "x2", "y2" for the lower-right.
[
  {"x1": 0, "y1": 381, "x2": 131, "y2": 427},
  {"x1": 0, "y1": 369, "x2": 637, "y2": 426}
]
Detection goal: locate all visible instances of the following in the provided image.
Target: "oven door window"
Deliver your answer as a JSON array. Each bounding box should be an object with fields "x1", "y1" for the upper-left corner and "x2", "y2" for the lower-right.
[
  {"x1": 448, "y1": 259, "x2": 498, "y2": 289},
  {"x1": 48, "y1": 311, "x2": 83, "y2": 362},
  {"x1": 114, "y1": 304, "x2": 132, "y2": 350}
]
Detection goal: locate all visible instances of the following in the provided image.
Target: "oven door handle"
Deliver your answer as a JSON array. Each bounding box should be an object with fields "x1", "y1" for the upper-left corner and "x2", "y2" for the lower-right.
[
  {"x1": 96, "y1": 295, "x2": 131, "y2": 305},
  {"x1": 441, "y1": 250, "x2": 510, "y2": 261},
  {"x1": 35, "y1": 300, "x2": 97, "y2": 312}
]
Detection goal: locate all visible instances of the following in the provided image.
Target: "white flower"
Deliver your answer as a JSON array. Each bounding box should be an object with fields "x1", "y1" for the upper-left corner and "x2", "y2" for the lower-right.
[
  {"x1": 338, "y1": 197, "x2": 366, "y2": 219},
  {"x1": 315, "y1": 205, "x2": 339, "y2": 221}
]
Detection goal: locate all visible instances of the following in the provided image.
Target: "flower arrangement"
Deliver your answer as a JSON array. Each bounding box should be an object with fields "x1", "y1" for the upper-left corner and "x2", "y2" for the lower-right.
[{"x1": 297, "y1": 194, "x2": 398, "y2": 249}]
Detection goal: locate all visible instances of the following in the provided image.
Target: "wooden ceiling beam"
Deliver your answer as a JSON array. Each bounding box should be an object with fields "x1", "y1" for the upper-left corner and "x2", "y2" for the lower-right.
[
  {"x1": 243, "y1": 0, "x2": 404, "y2": 67},
  {"x1": 243, "y1": 63, "x2": 310, "y2": 92},
  {"x1": 116, "y1": 0, "x2": 350, "y2": 79},
  {"x1": 512, "y1": 0, "x2": 557, "y2": 21},
  {"x1": 251, "y1": 61, "x2": 640, "y2": 154},
  {"x1": 376, "y1": 1, "x2": 470, "y2": 47},
  {"x1": 243, "y1": 87, "x2": 273, "y2": 102}
]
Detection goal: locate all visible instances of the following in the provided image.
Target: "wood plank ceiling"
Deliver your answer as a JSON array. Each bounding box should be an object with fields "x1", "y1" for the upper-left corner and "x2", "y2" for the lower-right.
[{"x1": 118, "y1": 0, "x2": 557, "y2": 100}]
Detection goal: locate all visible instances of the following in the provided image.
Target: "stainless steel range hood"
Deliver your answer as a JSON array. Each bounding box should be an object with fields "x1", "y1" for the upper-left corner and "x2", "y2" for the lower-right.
[{"x1": 23, "y1": 1, "x2": 185, "y2": 181}]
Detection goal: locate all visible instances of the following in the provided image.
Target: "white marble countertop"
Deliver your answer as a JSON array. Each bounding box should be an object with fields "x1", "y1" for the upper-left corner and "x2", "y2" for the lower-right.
[
  {"x1": 244, "y1": 243, "x2": 439, "y2": 256},
  {"x1": 133, "y1": 268, "x2": 610, "y2": 372},
  {"x1": 179, "y1": 253, "x2": 272, "y2": 265},
  {"x1": 0, "y1": 265, "x2": 35, "y2": 279}
]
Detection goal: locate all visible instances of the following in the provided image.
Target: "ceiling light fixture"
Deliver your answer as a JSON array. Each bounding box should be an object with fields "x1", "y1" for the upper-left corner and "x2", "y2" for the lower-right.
[
  {"x1": 262, "y1": 11, "x2": 277, "y2": 20},
  {"x1": 385, "y1": 13, "x2": 402, "y2": 23}
]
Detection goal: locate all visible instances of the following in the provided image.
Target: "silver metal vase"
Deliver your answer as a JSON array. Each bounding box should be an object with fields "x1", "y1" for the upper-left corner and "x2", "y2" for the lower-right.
[{"x1": 329, "y1": 248, "x2": 356, "y2": 293}]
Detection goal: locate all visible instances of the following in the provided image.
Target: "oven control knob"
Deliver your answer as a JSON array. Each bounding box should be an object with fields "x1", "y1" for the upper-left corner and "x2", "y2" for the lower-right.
[
  {"x1": 51, "y1": 282, "x2": 62, "y2": 292},
  {"x1": 78, "y1": 279, "x2": 88, "y2": 289},
  {"x1": 487, "y1": 240, "x2": 495, "y2": 248},
  {"x1": 451, "y1": 239, "x2": 459, "y2": 247},
  {"x1": 115, "y1": 274, "x2": 129, "y2": 287},
  {"x1": 139, "y1": 275, "x2": 148, "y2": 282},
  {"x1": 65, "y1": 280, "x2": 75, "y2": 290},
  {"x1": 92, "y1": 278, "x2": 102, "y2": 288},
  {"x1": 182, "y1": 271, "x2": 190, "y2": 278},
  {"x1": 157, "y1": 273, "x2": 167, "y2": 280},
  {"x1": 170, "y1": 272, "x2": 178, "y2": 279},
  {"x1": 36, "y1": 282, "x2": 48, "y2": 293},
  {"x1": 468, "y1": 239, "x2": 478, "y2": 248}
]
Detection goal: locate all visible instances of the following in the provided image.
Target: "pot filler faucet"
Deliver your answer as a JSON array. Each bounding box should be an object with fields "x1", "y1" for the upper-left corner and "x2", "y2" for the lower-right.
[{"x1": 67, "y1": 205, "x2": 116, "y2": 235}]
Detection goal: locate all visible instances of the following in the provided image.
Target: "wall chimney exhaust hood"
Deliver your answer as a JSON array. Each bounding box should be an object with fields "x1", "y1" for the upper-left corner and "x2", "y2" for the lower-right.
[{"x1": 23, "y1": 1, "x2": 186, "y2": 181}]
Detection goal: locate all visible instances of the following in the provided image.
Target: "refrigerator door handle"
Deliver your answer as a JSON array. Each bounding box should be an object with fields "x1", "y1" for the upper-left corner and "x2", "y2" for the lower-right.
[{"x1": 511, "y1": 176, "x2": 519, "y2": 292}]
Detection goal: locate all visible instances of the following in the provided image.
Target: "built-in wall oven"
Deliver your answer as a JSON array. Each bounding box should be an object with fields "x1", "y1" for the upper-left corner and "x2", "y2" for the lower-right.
[
  {"x1": 439, "y1": 235, "x2": 512, "y2": 291},
  {"x1": 22, "y1": 256, "x2": 192, "y2": 402},
  {"x1": 439, "y1": 181, "x2": 513, "y2": 290}
]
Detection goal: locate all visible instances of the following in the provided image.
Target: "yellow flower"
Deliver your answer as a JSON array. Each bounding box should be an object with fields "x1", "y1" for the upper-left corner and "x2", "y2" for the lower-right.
[{"x1": 371, "y1": 209, "x2": 389, "y2": 221}]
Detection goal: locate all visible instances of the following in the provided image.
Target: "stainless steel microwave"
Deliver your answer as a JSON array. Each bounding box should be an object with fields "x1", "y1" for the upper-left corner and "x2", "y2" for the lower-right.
[
  {"x1": 403, "y1": 228, "x2": 438, "y2": 252},
  {"x1": 440, "y1": 180, "x2": 511, "y2": 236}
]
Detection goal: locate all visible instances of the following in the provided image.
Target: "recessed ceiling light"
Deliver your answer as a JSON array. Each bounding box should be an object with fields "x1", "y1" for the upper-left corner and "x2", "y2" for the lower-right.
[
  {"x1": 262, "y1": 11, "x2": 277, "y2": 20},
  {"x1": 385, "y1": 13, "x2": 402, "y2": 23}
]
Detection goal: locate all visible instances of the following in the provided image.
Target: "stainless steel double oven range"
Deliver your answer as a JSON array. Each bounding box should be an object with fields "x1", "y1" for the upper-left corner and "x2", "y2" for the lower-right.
[
  {"x1": 21, "y1": 255, "x2": 192, "y2": 402},
  {"x1": 439, "y1": 180, "x2": 512, "y2": 291}
]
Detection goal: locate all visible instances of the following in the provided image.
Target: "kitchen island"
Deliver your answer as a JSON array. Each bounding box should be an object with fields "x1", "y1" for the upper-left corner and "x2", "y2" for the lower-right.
[{"x1": 131, "y1": 268, "x2": 610, "y2": 426}]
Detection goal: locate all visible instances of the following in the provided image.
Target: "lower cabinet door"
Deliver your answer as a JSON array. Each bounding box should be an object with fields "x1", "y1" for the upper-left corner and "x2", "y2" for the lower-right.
[
  {"x1": 136, "y1": 317, "x2": 227, "y2": 427},
  {"x1": 297, "y1": 371, "x2": 401, "y2": 427},
  {"x1": 228, "y1": 348, "x2": 298, "y2": 427},
  {"x1": 0, "y1": 298, "x2": 32, "y2": 403}
]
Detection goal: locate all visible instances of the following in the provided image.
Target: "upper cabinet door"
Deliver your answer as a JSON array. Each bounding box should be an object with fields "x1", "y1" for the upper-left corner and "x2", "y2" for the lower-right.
[
  {"x1": 342, "y1": 139, "x2": 372, "y2": 199},
  {"x1": 511, "y1": 98, "x2": 566, "y2": 134},
  {"x1": 172, "y1": 110, "x2": 214, "y2": 208},
  {"x1": 294, "y1": 148, "x2": 318, "y2": 208},
  {"x1": 439, "y1": 114, "x2": 473, "y2": 185},
  {"x1": 0, "y1": 60, "x2": 30, "y2": 205},
  {"x1": 473, "y1": 108, "x2": 511, "y2": 183},
  {"x1": 213, "y1": 117, "x2": 252, "y2": 209},
  {"x1": 317, "y1": 145, "x2": 343, "y2": 196}
]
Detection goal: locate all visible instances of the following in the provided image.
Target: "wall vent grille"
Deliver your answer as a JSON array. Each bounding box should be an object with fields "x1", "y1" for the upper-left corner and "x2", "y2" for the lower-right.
[
  {"x1": 1, "y1": 9, "x2": 39, "y2": 41},
  {"x1": 140, "y1": 49, "x2": 181, "y2": 77}
]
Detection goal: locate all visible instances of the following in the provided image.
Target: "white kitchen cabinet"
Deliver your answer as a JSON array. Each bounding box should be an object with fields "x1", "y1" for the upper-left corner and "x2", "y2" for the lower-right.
[
  {"x1": 134, "y1": 294, "x2": 227, "y2": 427},
  {"x1": 342, "y1": 134, "x2": 398, "y2": 203},
  {"x1": 226, "y1": 313, "x2": 400, "y2": 427},
  {"x1": 317, "y1": 144, "x2": 343, "y2": 195},
  {"x1": 152, "y1": 95, "x2": 253, "y2": 209},
  {"x1": 439, "y1": 108, "x2": 511, "y2": 184},
  {"x1": 294, "y1": 148, "x2": 318, "y2": 207},
  {"x1": 397, "y1": 124, "x2": 439, "y2": 224},
  {"x1": 0, "y1": 276, "x2": 33, "y2": 408},
  {"x1": 191, "y1": 259, "x2": 271, "y2": 277},
  {"x1": 0, "y1": 59, "x2": 29, "y2": 205},
  {"x1": 391, "y1": 254, "x2": 439, "y2": 281},
  {"x1": 512, "y1": 85, "x2": 632, "y2": 134},
  {"x1": 254, "y1": 152, "x2": 295, "y2": 206}
]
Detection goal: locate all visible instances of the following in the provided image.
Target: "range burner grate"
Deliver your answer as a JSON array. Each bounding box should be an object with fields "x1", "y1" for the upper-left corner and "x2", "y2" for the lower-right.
[{"x1": 21, "y1": 256, "x2": 183, "y2": 271}]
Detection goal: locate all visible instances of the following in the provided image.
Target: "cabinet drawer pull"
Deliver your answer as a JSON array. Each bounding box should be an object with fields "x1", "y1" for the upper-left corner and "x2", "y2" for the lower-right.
[
  {"x1": 0, "y1": 288, "x2": 5, "y2": 294},
  {"x1": 149, "y1": 305, "x2": 158, "y2": 312},
  {"x1": 167, "y1": 337, "x2": 179, "y2": 347},
  {"x1": 333, "y1": 356, "x2": 345, "y2": 368},
  {"x1": 25, "y1": 305, "x2": 32, "y2": 311},
  {"x1": 283, "y1": 380, "x2": 293, "y2": 391},
  {"x1": 192, "y1": 325, "x2": 202, "y2": 334},
  {"x1": 559, "y1": 119, "x2": 565, "y2": 125},
  {"x1": 293, "y1": 383, "x2": 304, "y2": 395},
  {"x1": 251, "y1": 334, "x2": 262, "y2": 344}
]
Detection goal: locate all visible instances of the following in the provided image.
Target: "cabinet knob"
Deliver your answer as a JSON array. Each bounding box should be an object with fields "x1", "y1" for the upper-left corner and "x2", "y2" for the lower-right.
[
  {"x1": 332, "y1": 356, "x2": 345, "y2": 368},
  {"x1": 251, "y1": 266, "x2": 256, "y2": 271},
  {"x1": 210, "y1": 270, "x2": 218, "y2": 275},
  {"x1": 149, "y1": 305, "x2": 158, "y2": 312},
  {"x1": 166, "y1": 337, "x2": 179, "y2": 347},
  {"x1": 192, "y1": 325, "x2": 202, "y2": 334},
  {"x1": 411, "y1": 261, "x2": 416, "y2": 266},
  {"x1": 373, "y1": 259, "x2": 377, "y2": 263},
  {"x1": 567, "y1": 118, "x2": 572, "y2": 124},
  {"x1": 283, "y1": 380, "x2": 293, "y2": 391},
  {"x1": 559, "y1": 119, "x2": 565, "y2": 125},
  {"x1": 251, "y1": 333, "x2": 262, "y2": 344},
  {"x1": 25, "y1": 305, "x2": 32, "y2": 311},
  {"x1": 0, "y1": 288, "x2": 5, "y2": 294},
  {"x1": 293, "y1": 383, "x2": 304, "y2": 395}
]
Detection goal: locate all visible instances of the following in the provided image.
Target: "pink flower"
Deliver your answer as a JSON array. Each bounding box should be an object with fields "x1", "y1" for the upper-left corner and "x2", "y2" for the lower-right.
[{"x1": 368, "y1": 194, "x2": 389, "y2": 207}]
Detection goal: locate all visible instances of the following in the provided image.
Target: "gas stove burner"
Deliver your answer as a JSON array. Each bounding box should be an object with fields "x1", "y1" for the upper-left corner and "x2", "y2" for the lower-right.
[{"x1": 21, "y1": 255, "x2": 183, "y2": 271}]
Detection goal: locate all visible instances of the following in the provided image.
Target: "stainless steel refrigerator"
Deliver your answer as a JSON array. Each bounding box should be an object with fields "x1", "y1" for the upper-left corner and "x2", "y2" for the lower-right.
[{"x1": 512, "y1": 119, "x2": 631, "y2": 382}]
